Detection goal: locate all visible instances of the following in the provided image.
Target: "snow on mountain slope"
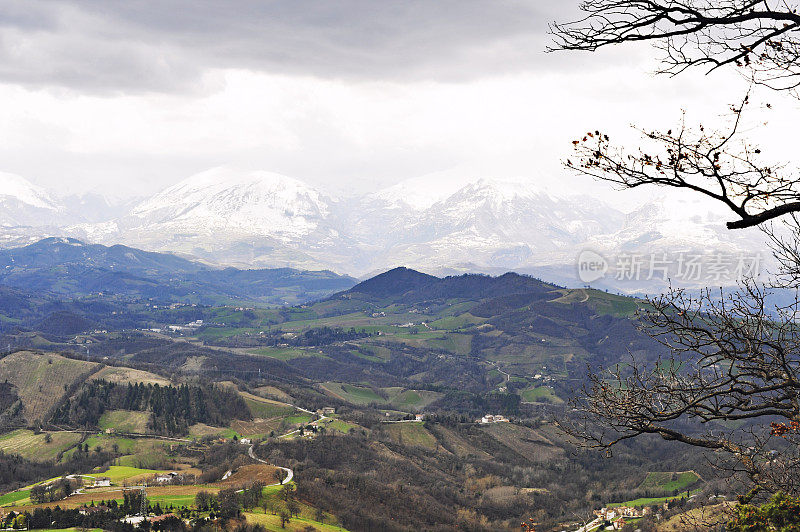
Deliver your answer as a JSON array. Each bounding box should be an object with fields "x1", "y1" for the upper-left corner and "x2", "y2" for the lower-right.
[
  {"x1": 0, "y1": 167, "x2": 773, "y2": 289},
  {"x1": 412, "y1": 178, "x2": 623, "y2": 245},
  {"x1": 0, "y1": 172, "x2": 76, "y2": 249},
  {"x1": 370, "y1": 169, "x2": 483, "y2": 210},
  {"x1": 587, "y1": 194, "x2": 766, "y2": 255},
  {"x1": 128, "y1": 167, "x2": 331, "y2": 240},
  {"x1": 0, "y1": 172, "x2": 57, "y2": 212}
]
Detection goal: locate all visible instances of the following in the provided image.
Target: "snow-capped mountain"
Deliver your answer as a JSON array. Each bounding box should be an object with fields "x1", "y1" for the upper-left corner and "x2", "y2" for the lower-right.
[
  {"x1": 127, "y1": 167, "x2": 332, "y2": 239},
  {"x1": 0, "y1": 172, "x2": 76, "y2": 248},
  {"x1": 0, "y1": 168, "x2": 772, "y2": 290},
  {"x1": 69, "y1": 167, "x2": 356, "y2": 271},
  {"x1": 359, "y1": 178, "x2": 620, "y2": 275},
  {"x1": 0, "y1": 172, "x2": 61, "y2": 226}
]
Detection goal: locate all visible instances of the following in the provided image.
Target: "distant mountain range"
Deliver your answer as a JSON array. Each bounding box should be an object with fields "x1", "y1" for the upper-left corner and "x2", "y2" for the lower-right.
[
  {"x1": 0, "y1": 237, "x2": 355, "y2": 305},
  {"x1": 0, "y1": 168, "x2": 769, "y2": 291}
]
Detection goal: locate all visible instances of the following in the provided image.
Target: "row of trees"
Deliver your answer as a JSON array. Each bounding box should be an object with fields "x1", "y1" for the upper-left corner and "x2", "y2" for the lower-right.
[
  {"x1": 29, "y1": 478, "x2": 73, "y2": 504},
  {"x1": 50, "y1": 380, "x2": 250, "y2": 435}
]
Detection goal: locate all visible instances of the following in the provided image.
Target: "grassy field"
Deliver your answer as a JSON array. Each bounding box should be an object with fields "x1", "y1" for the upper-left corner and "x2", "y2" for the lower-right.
[
  {"x1": 0, "y1": 489, "x2": 31, "y2": 506},
  {"x1": 90, "y1": 366, "x2": 170, "y2": 386},
  {"x1": 427, "y1": 313, "x2": 486, "y2": 330},
  {"x1": 321, "y1": 383, "x2": 440, "y2": 410},
  {"x1": 92, "y1": 465, "x2": 165, "y2": 484},
  {"x1": 248, "y1": 347, "x2": 317, "y2": 360},
  {"x1": 84, "y1": 434, "x2": 138, "y2": 454},
  {"x1": 554, "y1": 288, "x2": 642, "y2": 317},
  {"x1": 244, "y1": 512, "x2": 349, "y2": 532},
  {"x1": 230, "y1": 419, "x2": 282, "y2": 438},
  {"x1": 242, "y1": 395, "x2": 296, "y2": 419},
  {"x1": 7, "y1": 485, "x2": 216, "y2": 512},
  {"x1": 385, "y1": 422, "x2": 437, "y2": 449},
  {"x1": 0, "y1": 429, "x2": 82, "y2": 462},
  {"x1": 285, "y1": 414, "x2": 313, "y2": 425},
  {"x1": 424, "y1": 333, "x2": 473, "y2": 355},
  {"x1": 520, "y1": 385, "x2": 564, "y2": 404},
  {"x1": 98, "y1": 410, "x2": 151, "y2": 433},
  {"x1": 609, "y1": 489, "x2": 703, "y2": 508},
  {"x1": 323, "y1": 419, "x2": 359, "y2": 434},
  {"x1": 637, "y1": 471, "x2": 702, "y2": 494},
  {"x1": 386, "y1": 388, "x2": 441, "y2": 410},
  {"x1": 82, "y1": 435, "x2": 178, "y2": 468},
  {"x1": 321, "y1": 383, "x2": 383, "y2": 405},
  {"x1": 0, "y1": 351, "x2": 99, "y2": 422},
  {"x1": 189, "y1": 423, "x2": 238, "y2": 439},
  {"x1": 253, "y1": 385, "x2": 295, "y2": 402}
]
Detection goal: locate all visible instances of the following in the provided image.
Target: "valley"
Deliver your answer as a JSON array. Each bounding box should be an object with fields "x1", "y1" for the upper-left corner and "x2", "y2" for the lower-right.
[{"x1": 0, "y1": 240, "x2": 737, "y2": 530}]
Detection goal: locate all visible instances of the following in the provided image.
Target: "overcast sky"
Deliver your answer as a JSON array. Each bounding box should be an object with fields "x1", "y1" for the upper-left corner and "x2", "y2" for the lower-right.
[{"x1": 0, "y1": 0, "x2": 797, "y2": 204}]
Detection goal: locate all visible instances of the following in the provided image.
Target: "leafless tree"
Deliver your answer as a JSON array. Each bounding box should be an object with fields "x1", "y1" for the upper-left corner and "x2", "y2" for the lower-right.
[
  {"x1": 550, "y1": 1, "x2": 800, "y2": 94},
  {"x1": 552, "y1": 0, "x2": 800, "y2": 502}
]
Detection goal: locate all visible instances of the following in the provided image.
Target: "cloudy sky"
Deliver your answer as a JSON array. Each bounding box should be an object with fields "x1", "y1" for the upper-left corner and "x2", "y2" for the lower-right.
[{"x1": 0, "y1": 0, "x2": 796, "y2": 203}]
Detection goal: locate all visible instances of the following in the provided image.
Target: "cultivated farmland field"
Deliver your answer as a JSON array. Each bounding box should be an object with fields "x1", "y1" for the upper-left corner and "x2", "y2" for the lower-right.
[
  {"x1": 244, "y1": 512, "x2": 349, "y2": 532},
  {"x1": 385, "y1": 422, "x2": 437, "y2": 449},
  {"x1": 637, "y1": 471, "x2": 702, "y2": 494},
  {"x1": 0, "y1": 430, "x2": 81, "y2": 462},
  {"x1": 90, "y1": 366, "x2": 170, "y2": 386},
  {"x1": 0, "y1": 351, "x2": 99, "y2": 422},
  {"x1": 320, "y1": 383, "x2": 440, "y2": 410}
]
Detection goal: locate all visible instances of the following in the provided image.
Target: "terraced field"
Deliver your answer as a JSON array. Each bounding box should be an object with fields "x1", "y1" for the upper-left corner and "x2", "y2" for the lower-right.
[
  {"x1": 229, "y1": 418, "x2": 285, "y2": 437},
  {"x1": 479, "y1": 422, "x2": 564, "y2": 463},
  {"x1": 385, "y1": 422, "x2": 437, "y2": 449},
  {"x1": 0, "y1": 429, "x2": 82, "y2": 461}
]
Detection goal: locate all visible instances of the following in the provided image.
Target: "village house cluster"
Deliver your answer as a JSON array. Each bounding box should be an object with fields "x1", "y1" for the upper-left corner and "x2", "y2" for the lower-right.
[
  {"x1": 593, "y1": 506, "x2": 648, "y2": 529},
  {"x1": 477, "y1": 414, "x2": 509, "y2": 424}
]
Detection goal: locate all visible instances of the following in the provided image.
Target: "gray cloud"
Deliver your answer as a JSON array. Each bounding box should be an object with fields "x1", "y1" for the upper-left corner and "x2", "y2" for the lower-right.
[{"x1": 0, "y1": 1, "x2": 580, "y2": 93}]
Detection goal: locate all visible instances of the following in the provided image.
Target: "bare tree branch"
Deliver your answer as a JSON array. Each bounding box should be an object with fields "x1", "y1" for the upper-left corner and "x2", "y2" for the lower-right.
[
  {"x1": 550, "y1": 1, "x2": 800, "y2": 94},
  {"x1": 567, "y1": 97, "x2": 800, "y2": 230}
]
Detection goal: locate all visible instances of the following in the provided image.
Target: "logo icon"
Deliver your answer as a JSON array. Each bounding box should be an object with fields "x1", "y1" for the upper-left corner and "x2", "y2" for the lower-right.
[{"x1": 577, "y1": 250, "x2": 608, "y2": 283}]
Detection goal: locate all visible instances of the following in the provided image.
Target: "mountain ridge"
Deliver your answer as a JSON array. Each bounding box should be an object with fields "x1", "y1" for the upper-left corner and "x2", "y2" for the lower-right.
[
  {"x1": 0, "y1": 237, "x2": 356, "y2": 305},
  {"x1": 0, "y1": 169, "x2": 770, "y2": 289}
]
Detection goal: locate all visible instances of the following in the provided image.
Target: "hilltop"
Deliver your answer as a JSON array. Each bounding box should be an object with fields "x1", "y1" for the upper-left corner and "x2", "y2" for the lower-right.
[{"x1": 339, "y1": 267, "x2": 556, "y2": 304}]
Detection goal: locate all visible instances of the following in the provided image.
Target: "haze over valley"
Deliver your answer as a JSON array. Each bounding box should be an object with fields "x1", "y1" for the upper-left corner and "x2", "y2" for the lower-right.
[{"x1": 0, "y1": 169, "x2": 766, "y2": 291}]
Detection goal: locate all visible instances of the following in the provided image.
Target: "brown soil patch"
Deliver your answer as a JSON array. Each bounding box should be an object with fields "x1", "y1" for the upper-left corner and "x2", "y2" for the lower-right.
[{"x1": 212, "y1": 464, "x2": 282, "y2": 488}]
